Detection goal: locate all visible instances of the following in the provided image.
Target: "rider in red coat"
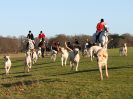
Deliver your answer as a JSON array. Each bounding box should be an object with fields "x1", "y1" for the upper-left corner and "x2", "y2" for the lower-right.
[
  {"x1": 96, "y1": 19, "x2": 106, "y2": 42},
  {"x1": 38, "y1": 31, "x2": 46, "y2": 42}
]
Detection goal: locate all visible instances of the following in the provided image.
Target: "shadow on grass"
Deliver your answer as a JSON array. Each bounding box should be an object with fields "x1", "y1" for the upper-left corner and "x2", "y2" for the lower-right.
[
  {"x1": 12, "y1": 64, "x2": 24, "y2": 68},
  {"x1": 12, "y1": 59, "x2": 24, "y2": 63},
  {"x1": 14, "y1": 74, "x2": 32, "y2": 78},
  {"x1": 51, "y1": 68, "x2": 99, "y2": 76},
  {"x1": 2, "y1": 80, "x2": 38, "y2": 88},
  {"x1": 11, "y1": 61, "x2": 53, "y2": 69},
  {"x1": 11, "y1": 71, "x2": 24, "y2": 74},
  {"x1": 51, "y1": 65, "x2": 133, "y2": 76},
  {"x1": 1, "y1": 73, "x2": 32, "y2": 79},
  {"x1": 32, "y1": 62, "x2": 60, "y2": 72},
  {"x1": 36, "y1": 61, "x2": 53, "y2": 65},
  {"x1": 108, "y1": 65, "x2": 133, "y2": 70},
  {"x1": 32, "y1": 64, "x2": 59, "y2": 71},
  {"x1": 2, "y1": 78, "x2": 67, "y2": 88}
]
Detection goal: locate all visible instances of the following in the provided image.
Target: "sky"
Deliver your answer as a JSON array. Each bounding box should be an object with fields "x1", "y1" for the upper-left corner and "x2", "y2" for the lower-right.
[{"x1": 0, "y1": 0, "x2": 133, "y2": 38}]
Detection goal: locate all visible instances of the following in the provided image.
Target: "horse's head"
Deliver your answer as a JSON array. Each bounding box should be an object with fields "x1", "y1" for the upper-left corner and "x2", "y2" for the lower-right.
[
  {"x1": 100, "y1": 31, "x2": 109, "y2": 37},
  {"x1": 4, "y1": 55, "x2": 10, "y2": 61},
  {"x1": 28, "y1": 39, "x2": 32, "y2": 44}
]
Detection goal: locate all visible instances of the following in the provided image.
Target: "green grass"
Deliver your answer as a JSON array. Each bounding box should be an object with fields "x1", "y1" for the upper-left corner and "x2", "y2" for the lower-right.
[{"x1": 0, "y1": 47, "x2": 133, "y2": 99}]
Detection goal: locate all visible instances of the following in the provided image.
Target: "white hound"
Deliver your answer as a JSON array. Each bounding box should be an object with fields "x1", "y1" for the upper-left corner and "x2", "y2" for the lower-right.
[
  {"x1": 119, "y1": 43, "x2": 127, "y2": 56},
  {"x1": 59, "y1": 47, "x2": 69, "y2": 66},
  {"x1": 51, "y1": 50, "x2": 58, "y2": 62},
  {"x1": 4, "y1": 55, "x2": 12, "y2": 74},
  {"x1": 37, "y1": 47, "x2": 42, "y2": 58},
  {"x1": 32, "y1": 49, "x2": 38, "y2": 64},
  {"x1": 25, "y1": 50, "x2": 32, "y2": 72},
  {"x1": 88, "y1": 46, "x2": 102, "y2": 61},
  {"x1": 88, "y1": 39, "x2": 113, "y2": 61},
  {"x1": 65, "y1": 42, "x2": 80, "y2": 71}
]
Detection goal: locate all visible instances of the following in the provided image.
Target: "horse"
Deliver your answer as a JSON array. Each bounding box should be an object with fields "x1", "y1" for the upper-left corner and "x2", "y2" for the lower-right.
[{"x1": 92, "y1": 31, "x2": 109, "y2": 49}]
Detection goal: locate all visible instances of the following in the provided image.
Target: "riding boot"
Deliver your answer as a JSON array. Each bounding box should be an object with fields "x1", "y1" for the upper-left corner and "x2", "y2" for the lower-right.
[
  {"x1": 96, "y1": 35, "x2": 98, "y2": 43},
  {"x1": 96, "y1": 32, "x2": 101, "y2": 43}
]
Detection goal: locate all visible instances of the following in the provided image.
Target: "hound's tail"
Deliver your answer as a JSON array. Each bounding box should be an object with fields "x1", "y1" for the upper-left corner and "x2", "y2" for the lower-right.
[{"x1": 64, "y1": 42, "x2": 73, "y2": 51}]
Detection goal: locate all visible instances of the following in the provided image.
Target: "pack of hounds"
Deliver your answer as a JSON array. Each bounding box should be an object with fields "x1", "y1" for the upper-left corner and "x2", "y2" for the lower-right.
[{"x1": 3, "y1": 41, "x2": 127, "y2": 81}]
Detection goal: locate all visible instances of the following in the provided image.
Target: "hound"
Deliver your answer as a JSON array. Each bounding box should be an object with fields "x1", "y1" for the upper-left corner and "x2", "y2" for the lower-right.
[
  {"x1": 32, "y1": 49, "x2": 38, "y2": 64},
  {"x1": 97, "y1": 48, "x2": 108, "y2": 80},
  {"x1": 82, "y1": 48, "x2": 90, "y2": 58},
  {"x1": 88, "y1": 46, "x2": 102, "y2": 61},
  {"x1": 59, "y1": 47, "x2": 69, "y2": 66},
  {"x1": 25, "y1": 50, "x2": 32, "y2": 72},
  {"x1": 51, "y1": 50, "x2": 58, "y2": 62},
  {"x1": 88, "y1": 39, "x2": 113, "y2": 61},
  {"x1": 119, "y1": 43, "x2": 127, "y2": 56},
  {"x1": 4, "y1": 55, "x2": 12, "y2": 74},
  {"x1": 37, "y1": 47, "x2": 42, "y2": 58},
  {"x1": 65, "y1": 42, "x2": 80, "y2": 71}
]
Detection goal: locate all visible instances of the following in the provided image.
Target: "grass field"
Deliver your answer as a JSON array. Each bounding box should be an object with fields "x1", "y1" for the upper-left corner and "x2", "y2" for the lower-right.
[{"x1": 0, "y1": 47, "x2": 133, "y2": 99}]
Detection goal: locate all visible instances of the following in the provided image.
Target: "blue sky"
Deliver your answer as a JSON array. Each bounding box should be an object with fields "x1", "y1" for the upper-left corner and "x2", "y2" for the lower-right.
[{"x1": 0, "y1": 0, "x2": 132, "y2": 38}]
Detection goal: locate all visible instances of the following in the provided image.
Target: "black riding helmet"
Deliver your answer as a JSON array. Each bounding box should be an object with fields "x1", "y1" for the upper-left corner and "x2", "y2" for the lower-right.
[{"x1": 100, "y1": 19, "x2": 104, "y2": 22}]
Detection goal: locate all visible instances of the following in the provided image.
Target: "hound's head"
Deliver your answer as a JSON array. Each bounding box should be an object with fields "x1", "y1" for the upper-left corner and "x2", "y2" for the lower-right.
[
  {"x1": 124, "y1": 43, "x2": 127, "y2": 47},
  {"x1": 74, "y1": 48, "x2": 79, "y2": 55},
  {"x1": 38, "y1": 47, "x2": 41, "y2": 50},
  {"x1": 4, "y1": 55, "x2": 10, "y2": 61},
  {"x1": 97, "y1": 49, "x2": 108, "y2": 62},
  {"x1": 26, "y1": 50, "x2": 31, "y2": 56},
  {"x1": 59, "y1": 47, "x2": 65, "y2": 53}
]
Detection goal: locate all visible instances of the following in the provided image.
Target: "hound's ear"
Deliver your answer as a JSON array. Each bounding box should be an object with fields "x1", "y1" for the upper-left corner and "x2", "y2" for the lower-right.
[{"x1": 3, "y1": 55, "x2": 6, "y2": 58}]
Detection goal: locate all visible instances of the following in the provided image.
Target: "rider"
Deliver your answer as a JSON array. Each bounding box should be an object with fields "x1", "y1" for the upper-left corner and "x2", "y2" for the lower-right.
[
  {"x1": 74, "y1": 39, "x2": 80, "y2": 49},
  {"x1": 26, "y1": 30, "x2": 35, "y2": 50},
  {"x1": 38, "y1": 31, "x2": 46, "y2": 42},
  {"x1": 67, "y1": 41, "x2": 74, "y2": 50},
  {"x1": 96, "y1": 19, "x2": 108, "y2": 42},
  {"x1": 27, "y1": 30, "x2": 34, "y2": 41},
  {"x1": 38, "y1": 38, "x2": 45, "y2": 58}
]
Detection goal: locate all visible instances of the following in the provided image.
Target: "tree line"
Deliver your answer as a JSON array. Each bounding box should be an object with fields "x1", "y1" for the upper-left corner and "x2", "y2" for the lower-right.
[{"x1": 0, "y1": 33, "x2": 133, "y2": 53}]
